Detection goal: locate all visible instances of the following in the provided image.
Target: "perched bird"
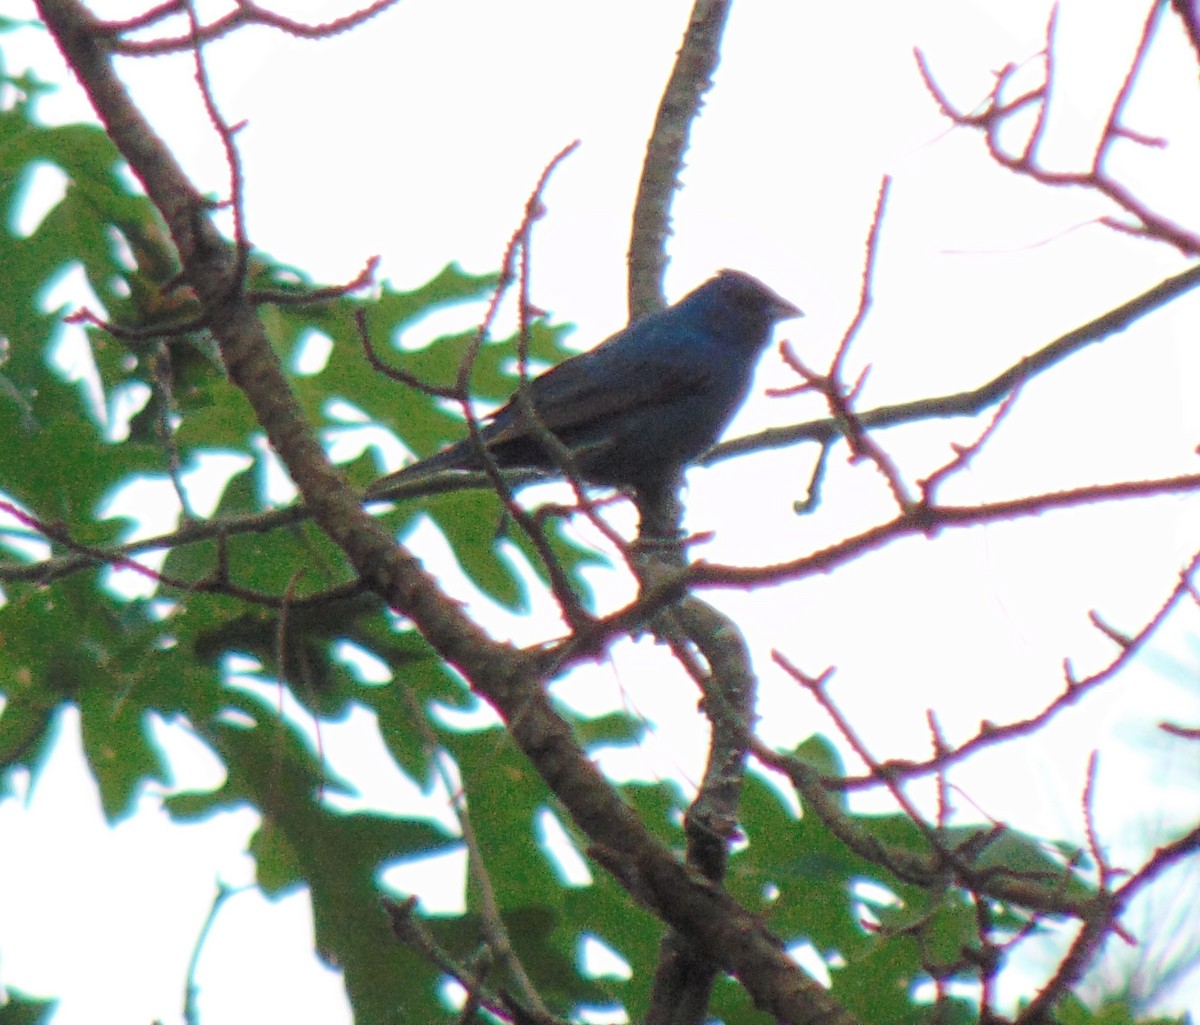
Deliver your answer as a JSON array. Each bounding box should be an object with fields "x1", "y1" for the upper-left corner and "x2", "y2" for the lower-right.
[{"x1": 366, "y1": 269, "x2": 802, "y2": 507}]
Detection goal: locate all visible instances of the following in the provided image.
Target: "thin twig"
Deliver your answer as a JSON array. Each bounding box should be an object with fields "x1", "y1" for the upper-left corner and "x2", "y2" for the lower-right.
[
  {"x1": 106, "y1": 0, "x2": 404, "y2": 54},
  {"x1": 183, "y1": 882, "x2": 244, "y2": 1025},
  {"x1": 809, "y1": 548, "x2": 1200, "y2": 792},
  {"x1": 12, "y1": 262, "x2": 1198, "y2": 593},
  {"x1": 382, "y1": 896, "x2": 565, "y2": 1025},
  {"x1": 247, "y1": 255, "x2": 380, "y2": 305},
  {"x1": 832, "y1": 176, "x2": 891, "y2": 380},
  {"x1": 919, "y1": 385, "x2": 1024, "y2": 501},
  {"x1": 184, "y1": 0, "x2": 250, "y2": 286},
  {"x1": 915, "y1": 6, "x2": 1200, "y2": 255},
  {"x1": 719, "y1": 258, "x2": 1200, "y2": 466},
  {"x1": 400, "y1": 688, "x2": 554, "y2": 1022}
]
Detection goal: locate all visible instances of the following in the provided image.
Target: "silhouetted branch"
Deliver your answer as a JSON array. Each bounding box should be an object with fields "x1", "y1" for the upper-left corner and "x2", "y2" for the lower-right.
[
  {"x1": 183, "y1": 0, "x2": 249, "y2": 277},
  {"x1": 915, "y1": 6, "x2": 1200, "y2": 255},
  {"x1": 919, "y1": 386, "x2": 1023, "y2": 501},
  {"x1": 695, "y1": 475, "x2": 1200, "y2": 589},
  {"x1": 773, "y1": 177, "x2": 915, "y2": 509},
  {"x1": 247, "y1": 255, "x2": 380, "y2": 305},
  {"x1": 382, "y1": 896, "x2": 566, "y2": 1025},
  {"x1": 103, "y1": 0, "x2": 403, "y2": 55},
  {"x1": 709, "y1": 261, "x2": 1200, "y2": 463},
  {"x1": 402, "y1": 688, "x2": 554, "y2": 1021},
  {"x1": 824, "y1": 547, "x2": 1200, "y2": 791},
  {"x1": 32, "y1": 10, "x2": 863, "y2": 1018}
]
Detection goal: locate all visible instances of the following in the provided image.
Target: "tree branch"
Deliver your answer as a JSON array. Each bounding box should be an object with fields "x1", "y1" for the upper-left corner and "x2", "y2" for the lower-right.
[
  {"x1": 33, "y1": 6, "x2": 859, "y2": 1019},
  {"x1": 647, "y1": 597, "x2": 757, "y2": 1025},
  {"x1": 708, "y1": 261, "x2": 1200, "y2": 463},
  {"x1": 628, "y1": 0, "x2": 733, "y2": 318}
]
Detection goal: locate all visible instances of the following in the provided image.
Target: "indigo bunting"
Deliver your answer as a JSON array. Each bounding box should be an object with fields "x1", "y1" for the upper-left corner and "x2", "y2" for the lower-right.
[{"x1": 366, "y1": 269, "x2": 801, "y2": 503}]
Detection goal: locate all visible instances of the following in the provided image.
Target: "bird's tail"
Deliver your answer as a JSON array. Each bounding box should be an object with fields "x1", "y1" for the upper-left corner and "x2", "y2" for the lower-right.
[{"x1": 362, "y1": 440, "x2": 474, "y2": 501}]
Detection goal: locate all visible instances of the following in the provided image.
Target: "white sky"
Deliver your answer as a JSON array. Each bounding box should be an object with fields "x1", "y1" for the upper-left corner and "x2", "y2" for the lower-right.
[{"x1": 2, "y1": 1, "x2": 1200, "y2": 1022}]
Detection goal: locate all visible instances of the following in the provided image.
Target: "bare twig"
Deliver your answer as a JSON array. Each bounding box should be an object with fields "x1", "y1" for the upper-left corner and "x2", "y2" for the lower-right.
[
  {"x1": 0, "y1": 497, "x2": 369, "y2": 609},
  {"x1": 448, "y1": 142, "x2": 599, "y2": 631},
  {"x1": 809, "y1": 549, "x2": 1200, "y2": 792},
  {"x1": 832, "y1": 177, "x2": 891, "y2": 380},
  {"x1": 183, "y1": 0, "x2": 249, "y2": 286},
  {"x1": 382, "y1": 896, "x2": 565, "y2": 1025},
  {"x1": 915, "y1": 6, "x2": 1200, "y2": 255},
  {"x1": 105, "y1": 0, "x2": 404, "y2": 55},
  {"x1": 919, "y1": 385, "x2": 1024, "y2": 501},
  {"x1": 400, "y1": 688, "x2": 554, "y2": 1022},
  {"x1": 709, "y1": 262, "x2": 1200, "y2": 464},
  {"x1": 65, "y1": 305, "x2": 206, "y2": 342},
  {"x1": 356, "y1": 309, "x2": 460, "y2": 398},
  {"x1": 694, "y1": 475, "x2": 1200, "y2": 589},
  {"x1": 247, "y1": 255, "x2": 380, "y2": 305},
  {"x1": 183, "y1": 882, "x2": 245, "y2": 1025},
  {"x1": 779, "y1": 344, "x2": 915, "y2": 510},
  {"x1": 1080, "y1": 752, "x2": 1111, "y2": 891},
  {"x1": 773, "y1": 177, "x2": 915, "y2": 510}
]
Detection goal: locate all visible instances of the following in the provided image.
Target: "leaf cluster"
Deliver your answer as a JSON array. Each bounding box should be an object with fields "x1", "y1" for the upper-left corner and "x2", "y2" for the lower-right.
[{"x1": 0, "y1": 25, "x2": 1188, "y2": 1025}]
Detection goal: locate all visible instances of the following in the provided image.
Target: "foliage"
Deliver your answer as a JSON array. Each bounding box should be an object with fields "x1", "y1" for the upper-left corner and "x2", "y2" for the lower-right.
[
  {"x1": 2, "y1": 8, "x2": 1199, "y2": 1025},
  {"x1": 0, "y1": 37, "x2": 590, "y2": 1019}
]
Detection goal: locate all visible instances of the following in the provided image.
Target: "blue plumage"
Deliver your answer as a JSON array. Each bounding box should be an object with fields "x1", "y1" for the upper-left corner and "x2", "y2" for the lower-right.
[{"x1": 368, "y1": 269, "x2": 801, "y2": 500}]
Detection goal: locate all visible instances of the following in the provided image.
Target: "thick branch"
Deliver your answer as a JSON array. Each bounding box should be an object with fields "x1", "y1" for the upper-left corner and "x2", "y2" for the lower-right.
[
  {"x1": 38, "y1": 0, "x2": 508, "y2": 682},
  {"x1": 648, "y1": 597, "x2": 757, "y2": 1025},
  {"x1": 34, "y1": 5, "x2": 854, "y2": 1019},
  {"x1": 628, "y1": 0, "x2": 732, "y2": 318}
]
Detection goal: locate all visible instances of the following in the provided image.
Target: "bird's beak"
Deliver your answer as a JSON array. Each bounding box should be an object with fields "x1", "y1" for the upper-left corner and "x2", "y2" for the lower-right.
[
  {"x1": 770, "y1": 292, "x2": 804, "y2": 322},
  {"x1": 757, "y1": 279, "x2": 804, "y2": 322}
]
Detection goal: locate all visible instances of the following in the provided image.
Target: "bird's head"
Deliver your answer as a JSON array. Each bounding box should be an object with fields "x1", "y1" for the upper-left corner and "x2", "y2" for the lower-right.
[
  {"x1": 712, "y1": 268, "x2": 804, "y2": 327},
  {"x1": 676, "y1": 269, "x2": 803, "y2": 352}
]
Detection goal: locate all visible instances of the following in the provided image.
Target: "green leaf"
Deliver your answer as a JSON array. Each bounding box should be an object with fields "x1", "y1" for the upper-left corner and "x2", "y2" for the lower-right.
[
  {"x1": 0, "y1": 577, "x2": 171, "y2": 817},
  {"x1": 0, "y1": 989, "x2": 57, "y2": 1025},
  {"x1": 1054, "y1": 995, "x2": 1191, "y2": 1025},
  {"x1": 451, "y1": 725, "x2": 565, "y2": 910},
  {"x1": 175, "y1": 711, "x2": 460, "y2": 1023}
]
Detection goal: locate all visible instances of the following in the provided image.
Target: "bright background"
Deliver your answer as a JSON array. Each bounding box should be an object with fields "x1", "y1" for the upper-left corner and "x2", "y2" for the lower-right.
[{"x1": 2, "y1": 1, "x2": 1199, "y2": 1022}]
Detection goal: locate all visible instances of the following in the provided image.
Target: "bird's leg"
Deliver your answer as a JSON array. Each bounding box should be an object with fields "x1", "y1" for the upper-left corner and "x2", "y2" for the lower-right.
[
  {"x1": 632, "y1": 479, "x2": 687, "y2": 568},
  {"x1": 631, "y1": 479, "x2": 689, "y2": 648}
]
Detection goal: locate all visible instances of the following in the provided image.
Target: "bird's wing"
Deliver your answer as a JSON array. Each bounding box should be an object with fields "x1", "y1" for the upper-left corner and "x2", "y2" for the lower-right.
[{"x1": 483, "y1": 350, "x2": 716, "y2": 446}]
